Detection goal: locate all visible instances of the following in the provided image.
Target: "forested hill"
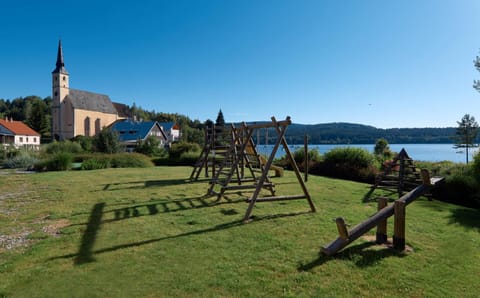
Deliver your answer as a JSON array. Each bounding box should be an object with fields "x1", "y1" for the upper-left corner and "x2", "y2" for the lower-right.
[{"x1": 284, "y1": 122, "x2": 457, "y2": 144}]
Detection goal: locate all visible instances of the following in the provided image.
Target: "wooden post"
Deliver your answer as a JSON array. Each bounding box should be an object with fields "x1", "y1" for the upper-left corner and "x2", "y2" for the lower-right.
[
  {"x1": 336, "y1": 217, "x2": 349, "y2": 240},
  {"x1": 304, "y1": 135, "x2": 308, "y2": 182},
  {"x1": 376, "y1": 197, "x2": 388, "y2": 244},
  {"x1": 393, "y1": 200, "x2": 406, "y2": 250}
]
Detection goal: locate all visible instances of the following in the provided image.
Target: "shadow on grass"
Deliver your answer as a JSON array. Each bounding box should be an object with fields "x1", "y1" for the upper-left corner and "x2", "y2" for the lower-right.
[
  {"x1": 74, "y1": 202, "x2": 105, "y2": 265},
  {"x1": 52, "y1": 211, "x2": 310, "y2": 265},
  {"x1": 102, "y1": 178, "x2": 194, "y2": 191},
  {"x1": 448, "y1": 208, "x2": 480, "y2": 231},
  {"x1": 298, "y1": 241, "x2": 408, "y2": 271},
  {"x1": 69, "y1": 194, "x2": 241, "y2": 226}
]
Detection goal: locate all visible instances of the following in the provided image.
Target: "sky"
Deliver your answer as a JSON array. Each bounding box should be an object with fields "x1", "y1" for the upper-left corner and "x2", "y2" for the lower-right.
[{"x1": 1, "y1": 0, "x2": 479, "y2": 128}]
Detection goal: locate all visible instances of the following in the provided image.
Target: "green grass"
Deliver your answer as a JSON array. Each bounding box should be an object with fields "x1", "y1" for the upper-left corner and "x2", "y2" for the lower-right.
[{"x1": 1, "y1": 167, "x2": 479, "y2": 297}]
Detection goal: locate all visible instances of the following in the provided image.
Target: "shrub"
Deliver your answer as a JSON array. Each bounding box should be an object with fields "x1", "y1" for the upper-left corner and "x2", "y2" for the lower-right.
[
  {"x1": 44, "y1": 152, "x2": 73, "y2": 171},
  {"x1": 433, "y1": 172, "x2": 480, "y2": 208},
  {"x1": 471, "y1": 152, "x2": 480, "y2": 182},
  {"x1": 323, "y1": 147, "x2": 376, "y2": 168},
  {"x1": 73, "y1": 135, "x2": 94, "y2": 152},
  {"x1": 3, "y1": 150, "x2": 39, "y2": 170},
  {"x1": 135, "y1": 136, "x2": 167, "y2": 157},
  {"x1": 169, "y1": 142, "x2": 200, "y2": 160},
  {"x1": 42, "y1": 141, "x2": 83, "y2": 155},
  {"x1": 310, "y1": 147, "x2": 378, "y2": 183},
  {"x1": 110, "y1": 153, "x2": 154, "y2": 168},
  {"x1": 93, "y1": 128, "x2": 123, "y2": 153},
  {"x1": 81, "y1": 158, "x2": 111, "y2": 170},
  {"x1": 292, "y1": 147, "x2": 322, "y2": 164}
]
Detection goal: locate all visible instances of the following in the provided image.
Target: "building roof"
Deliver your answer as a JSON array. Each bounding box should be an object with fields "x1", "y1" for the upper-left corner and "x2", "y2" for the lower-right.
[
  {"x1": 67, "y1": 89, "x2": 118, "y2": 114},
  {"x1": 110, "y1": 120, "x2": 166, "y2": 142},
  {"x1": 0, "y1": 119, "x2": 40, "y2": 136},
  {"x1": 158, "y1": 122, "x2": 178, "y2": 131},
  {"x1": 112, "y1": 102, "x2": 132, "y2": 118}
]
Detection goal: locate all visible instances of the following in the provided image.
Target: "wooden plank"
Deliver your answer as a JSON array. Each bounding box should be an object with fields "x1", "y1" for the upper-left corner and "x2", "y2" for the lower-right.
[{"x1": 247, "y1": 194, "x2": 307, "y2": 202}]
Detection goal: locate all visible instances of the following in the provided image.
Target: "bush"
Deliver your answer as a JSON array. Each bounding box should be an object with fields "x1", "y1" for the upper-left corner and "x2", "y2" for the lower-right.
[
  {"x1": 110, "y1": 153, "x2": 154, "y2": 168},
  {"x1": 169, "y1": 142, "x2": 200, "y2": 160},
  {"x1": 3, "y1": 150, "x2": 39, "y2": 170},
  {"x1": 43, "y1": 152, "x2": 73, "y2": 171},
  {"x1": 292, "y1": 147, "x2": 322, "y2": 164},
  {"x1": 73, "y1": 135, "x2": 94, "y2": 152},
  {"x1": 135, "y1": 136, "x2": 167, "y2": 157},
  {"x1": 81, "y1": 158, "x2": 111, "y2": 170},
  {"x1": 42, "y1": 141, "x2": 83, "y2": 155},
  {"x1": 310, "y1": 147, "x2": 378, "y2": 183},
  {"x1": 324, "y1": 147, "x2": 376, "y2": 168},
  {"x1": 433, "y1": 172, "x2": 480, "y2": 208},
  {"x1": 93, "y1": 129, "x2": 123, "y2": 153}
]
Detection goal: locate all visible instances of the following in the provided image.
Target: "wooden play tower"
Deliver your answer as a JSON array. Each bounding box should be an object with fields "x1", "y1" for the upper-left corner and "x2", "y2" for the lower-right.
[
  {"x1": 193, "y1": 116, "x2": 316, "y2": 222},
  {"x1": 369, "y1": 148, "x2": 423, "y2": 197}
]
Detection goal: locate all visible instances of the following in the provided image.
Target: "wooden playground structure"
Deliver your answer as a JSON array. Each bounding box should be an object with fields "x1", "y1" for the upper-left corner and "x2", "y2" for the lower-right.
[
  {"x1": 190, "y1": 116, "x2": 316, "y2": 223},
  {"x1": 368, "y1": 148, "x2": 424, "y2": 198},
  {"x1": 322, "y1": 169, "x2": 444, "y2": 256}
]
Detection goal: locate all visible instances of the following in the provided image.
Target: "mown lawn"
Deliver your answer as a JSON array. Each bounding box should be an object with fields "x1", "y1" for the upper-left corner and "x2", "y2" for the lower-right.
[{"x1": 0, "y1": 167, "x2": 479, "y2": 297}]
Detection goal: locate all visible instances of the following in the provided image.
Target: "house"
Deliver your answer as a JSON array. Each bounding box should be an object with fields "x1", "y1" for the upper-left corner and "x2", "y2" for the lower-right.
[
  {"x1": 110, "y1": 120, "x2": 168, "y2": 152},
  {"x1": 51, "y1": 40, "x2": 129, "y2": 141},
  {"x1": 158, "y1": 122, "x2": 181, "y2": 143},
  {"x1": 0, "y1": 118, "x2": 41, "y2": 149}
]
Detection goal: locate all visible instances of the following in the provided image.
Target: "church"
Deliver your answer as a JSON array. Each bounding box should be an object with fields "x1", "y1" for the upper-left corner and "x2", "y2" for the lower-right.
[{"x1": 51, "y1": 41, "x2": 129, "y2": 140}]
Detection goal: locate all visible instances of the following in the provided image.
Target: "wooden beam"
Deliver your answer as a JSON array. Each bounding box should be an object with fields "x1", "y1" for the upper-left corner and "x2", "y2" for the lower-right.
[
  {"x1": 376, "y1": 197, "x2": 388, "y2": 244},
  {"x1": 321, "y1": 173, "x2": 444, "y2": 256}
]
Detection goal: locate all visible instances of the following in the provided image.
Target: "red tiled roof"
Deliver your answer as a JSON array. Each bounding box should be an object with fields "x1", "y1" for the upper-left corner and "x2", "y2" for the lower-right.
[{"x1": 0, "y1": 119, "x2": 40, "y2": 136}]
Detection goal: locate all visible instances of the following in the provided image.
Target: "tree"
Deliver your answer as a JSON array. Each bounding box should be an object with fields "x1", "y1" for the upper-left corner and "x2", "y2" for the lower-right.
[
  {"x1": 93, "y1": 128, "x2": 123, "y2": 154},
  {"x1": 374, "y1": 138, "x2": 392, "y2": 159},
  {"x1": 135, "y1": 135, "x2": 165, "y2": 157},
  {"x1": 454, "y1": 114, "x2": 479, "y2": 164},
  {"x1": 474, "y1": 51, "x2": 480, "y2": 93},
  {"x1": 215, "y1": 109, "x2": 225, "y2": 127}
]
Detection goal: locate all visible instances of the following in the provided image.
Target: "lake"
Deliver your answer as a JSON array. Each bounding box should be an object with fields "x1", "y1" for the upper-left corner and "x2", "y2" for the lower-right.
[{"x1": 256, "y1": 143, "x2": 476, "y2": 163}]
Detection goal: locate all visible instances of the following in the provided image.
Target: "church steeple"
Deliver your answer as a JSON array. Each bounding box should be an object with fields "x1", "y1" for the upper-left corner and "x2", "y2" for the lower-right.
[{"x1": 52, "y1": 40, "x2": 68, "y2": 74}]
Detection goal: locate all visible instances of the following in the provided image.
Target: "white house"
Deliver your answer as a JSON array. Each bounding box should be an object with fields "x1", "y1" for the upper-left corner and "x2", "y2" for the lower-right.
[
  {"x1": 159, "y1": 122, "x2": 181, "y2": 144},
  {"x1": 0, "y1": 118, "x2": 41, "y2": 149}
]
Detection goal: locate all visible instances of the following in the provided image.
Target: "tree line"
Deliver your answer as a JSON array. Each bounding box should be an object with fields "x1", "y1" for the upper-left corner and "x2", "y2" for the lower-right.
[{"x1": 0, "y1": 96, "x2": 206, "y2": 144}]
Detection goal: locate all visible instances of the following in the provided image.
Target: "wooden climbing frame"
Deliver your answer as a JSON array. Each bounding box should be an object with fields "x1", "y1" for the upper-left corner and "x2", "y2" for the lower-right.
[{"x1": 205, "y1": 116, "x2": 316, "y2": 223}]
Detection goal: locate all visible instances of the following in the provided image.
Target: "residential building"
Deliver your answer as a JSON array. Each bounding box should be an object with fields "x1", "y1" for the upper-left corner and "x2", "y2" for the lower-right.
[{"x1": 0, "y1": 118, "x2": 41, "y2": 149}]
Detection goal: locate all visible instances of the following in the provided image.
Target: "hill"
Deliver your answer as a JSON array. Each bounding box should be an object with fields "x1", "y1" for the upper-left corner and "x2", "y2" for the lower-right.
[{"x1": 285, "y1": 122, "x2": 457, "y2": 144}]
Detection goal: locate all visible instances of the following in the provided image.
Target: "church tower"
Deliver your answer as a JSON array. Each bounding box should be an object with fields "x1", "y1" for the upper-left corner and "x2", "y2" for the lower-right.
[{"x1": 52, "y1": 40, "x2": 70, "y2": 140}]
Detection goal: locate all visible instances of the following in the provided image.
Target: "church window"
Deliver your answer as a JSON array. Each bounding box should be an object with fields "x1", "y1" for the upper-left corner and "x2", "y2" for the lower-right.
[
  {"x1": 54, "y1": 92, "x2": 58, "y2": 96},
  {"x1": 85, "y1": 117, "x2": 91, "y2": 136},
  {"x1": 63, "y1": 76, "x2": 66, "y2": 81},
  {"x1": 95, "y1": 119, "x2": 101, "y2": 134}
]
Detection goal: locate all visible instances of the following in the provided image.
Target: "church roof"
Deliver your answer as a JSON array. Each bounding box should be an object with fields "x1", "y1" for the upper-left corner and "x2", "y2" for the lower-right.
[
  {"x1": 52, "y1": 40, "x2": 68, "y2": 74},
  {"x1": 67, "y1": 89, "x2": 118, "y2": 114},
  {"x1": 0, "y1": 119, "x2": 40, "y2": 136}
]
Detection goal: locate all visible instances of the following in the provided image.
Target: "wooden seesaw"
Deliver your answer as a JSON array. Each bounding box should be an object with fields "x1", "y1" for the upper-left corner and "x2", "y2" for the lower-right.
[{"x1": 321, "y1": 169, "x2": 444, "y2": 256}]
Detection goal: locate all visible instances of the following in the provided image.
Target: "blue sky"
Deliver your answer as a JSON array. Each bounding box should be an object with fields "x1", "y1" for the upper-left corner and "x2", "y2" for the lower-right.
[{"x1": 1, "y1": 0, "x2": 479, "y2": 128}]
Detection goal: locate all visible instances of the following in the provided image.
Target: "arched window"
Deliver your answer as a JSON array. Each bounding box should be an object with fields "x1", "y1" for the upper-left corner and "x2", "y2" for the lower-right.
[
  {"x1": 84, "y1": 117, "x2": 91, "y2": 136},
  {"x1": 95, "y1": 119, "x2": 101, "y2": 135}
]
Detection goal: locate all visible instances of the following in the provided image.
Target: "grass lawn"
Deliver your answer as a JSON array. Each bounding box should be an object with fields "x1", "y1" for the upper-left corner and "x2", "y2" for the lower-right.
[{"x1": 1, "y1": 166, "x2": 479, "y2": 297}]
